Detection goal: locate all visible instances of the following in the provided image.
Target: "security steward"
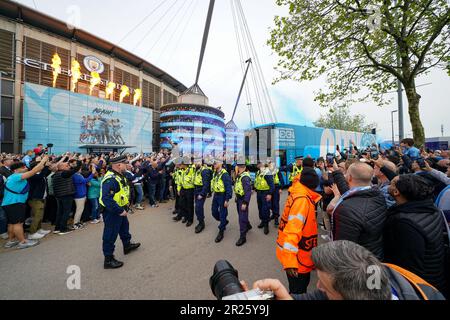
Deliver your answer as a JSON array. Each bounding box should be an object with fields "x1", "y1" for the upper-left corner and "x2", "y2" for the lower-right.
[
  {"x1": 100, "y1": 155, "x2": 140, "y2": 269},
  {"x1": 276, "y1": 168, "x2": 321, "y2": 294},
  {"x1": 269, "y1": 162, "x2": 285, "y2": 227},
  {"x1": 254, "y1": 162, "x2": 274, "y2": 235},
  {"x1": 234, "y1": 161, "x2": 253, "y2": 246},
  {"x1": 193, "y1": 159, "x2": 213, "y2": 234},
  {"x1": 173, "y1": 157, "x2": 195, "y2": 226},
  {"x1": 211, "y1": 159, "x2": 232, "y2": 243}
]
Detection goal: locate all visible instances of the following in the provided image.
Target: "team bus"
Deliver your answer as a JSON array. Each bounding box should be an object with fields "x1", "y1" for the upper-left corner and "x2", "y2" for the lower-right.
[{"x1": 243, "y1": 123, "x2": 378, "y2": 184}]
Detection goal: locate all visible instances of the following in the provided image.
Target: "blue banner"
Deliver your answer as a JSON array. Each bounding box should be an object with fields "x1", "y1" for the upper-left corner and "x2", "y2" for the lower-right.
[{"x1": 23, "y1": 83, "x2": 153, "y2": 154}]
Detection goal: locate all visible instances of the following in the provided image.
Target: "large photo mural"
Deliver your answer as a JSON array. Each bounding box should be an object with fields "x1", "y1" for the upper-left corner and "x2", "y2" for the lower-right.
[{"x1": 22, "y1": 83, "x2": 153, "y2": 154}]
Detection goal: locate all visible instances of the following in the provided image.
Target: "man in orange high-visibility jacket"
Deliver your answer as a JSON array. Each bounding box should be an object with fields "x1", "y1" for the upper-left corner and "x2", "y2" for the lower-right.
[{"x1": 276, "y1": 167, "x2": 321, "y2": 294}]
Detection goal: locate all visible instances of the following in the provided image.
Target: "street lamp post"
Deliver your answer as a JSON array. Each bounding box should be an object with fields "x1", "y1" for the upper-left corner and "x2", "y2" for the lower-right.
[{"x1": 391, "y1": 110, "x2": 398, "y2": 145}]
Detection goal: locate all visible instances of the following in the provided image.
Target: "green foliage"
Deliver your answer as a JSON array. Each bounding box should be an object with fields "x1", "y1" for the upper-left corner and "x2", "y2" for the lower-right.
[
  {"x1": 269, "y1": 0, "x2": 450, "y2": 107},
  {"x1": 313, "y1": 105, "x2": 376, "y2": 132}
]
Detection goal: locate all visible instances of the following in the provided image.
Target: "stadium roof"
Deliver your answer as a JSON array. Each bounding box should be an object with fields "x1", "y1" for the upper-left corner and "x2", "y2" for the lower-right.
[{"x1": 0, "y1": 0, "x2": 187, "y2": 92}]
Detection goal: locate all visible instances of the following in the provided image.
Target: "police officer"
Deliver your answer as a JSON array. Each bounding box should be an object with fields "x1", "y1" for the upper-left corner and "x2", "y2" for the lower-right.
[
  {"x1": 173, "y1": 157, "x2": 195, "y2": 226},
  {"x1": 211, "y1": 159, "x2": 232, "y2": 243},
  {"x1": 100, "y1": 155, "x2": 140, "y2": 269},
  {"x1": 193, "y1": 159, "x2": 213, "y2": 234},
  {"x1": 269, "y1": 162, "x2": 285, "y2": 227},
  {"x1": 283, "y1": 156, "x2": 303, "y2": 186},
  {"x1": 234, "y1": 161, "x2": 252, "y2": 246},
  {"x1": 255, "y1": 162, "x2": 274, "y2": 235},
  {"x1": 171, "y1": 162, "x2": 182, "y2": 216}
]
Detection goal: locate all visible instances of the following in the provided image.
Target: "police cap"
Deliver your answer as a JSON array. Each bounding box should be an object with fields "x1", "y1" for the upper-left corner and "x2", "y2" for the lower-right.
[
  {"x1": 109, "y1": 155, "x2": 128, "y2": 165},
  {"x1": 295, "y1": 156, "x2": 304, "y2": 160}
]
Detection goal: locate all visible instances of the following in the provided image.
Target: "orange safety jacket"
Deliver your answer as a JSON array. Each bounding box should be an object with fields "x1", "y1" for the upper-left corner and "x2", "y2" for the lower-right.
[{"x1": 276, "y1": 174, "x2": 322, "y2": 274}]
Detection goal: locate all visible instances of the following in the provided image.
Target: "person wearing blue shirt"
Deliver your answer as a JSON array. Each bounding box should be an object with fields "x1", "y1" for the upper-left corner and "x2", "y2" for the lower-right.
[
  {"x1": 211, "y1": 160, "x2": 233, "y2": 243},
  {"x1": 72, "y1": 164, "x2": 95, "y2": 229},
  {"x1": 22, "y1": 150, "x2": 34, "y2": 168},
  {"x1": 2, "y1": 157, "x2": 48, "y2": 250},
  {"x1": 400, "y1": 138, "x2": 420, "y2": 161}
]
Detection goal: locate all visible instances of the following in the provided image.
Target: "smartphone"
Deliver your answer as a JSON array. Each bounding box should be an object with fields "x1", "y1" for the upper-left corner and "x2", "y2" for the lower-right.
[
  {"x1": 326, "y1": 153, "x2": 334, "y2": 166},
  {"x1": 416, "y1": 158, "x2": 427, "y2": 168}
]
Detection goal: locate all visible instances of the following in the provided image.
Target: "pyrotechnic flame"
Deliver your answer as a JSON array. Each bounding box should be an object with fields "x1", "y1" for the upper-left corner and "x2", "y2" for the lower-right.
[
  {"x1": 106, "y1": 82, "x2": 116, "y2": 99},
  {"x1": 70, "y1": 59, "x2": 81, "y2": 92},
  {"x1": 89, "y1": 71, "x2": 101, "y2": 95},
  {"x1": 133, "y1": 89, "x2": 142, "y2": 106},
  {"x1": 119, "y1": 85, "x2": 130, "y2": 103},
  {"x1": 51, "y1": 53, "x2": 62, "y2": 88}
]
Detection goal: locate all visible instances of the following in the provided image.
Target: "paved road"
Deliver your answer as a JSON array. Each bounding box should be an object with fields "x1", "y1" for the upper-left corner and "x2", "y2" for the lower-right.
[{"x1": 0, "y1": 191, "x2": 324, "y2": 300}]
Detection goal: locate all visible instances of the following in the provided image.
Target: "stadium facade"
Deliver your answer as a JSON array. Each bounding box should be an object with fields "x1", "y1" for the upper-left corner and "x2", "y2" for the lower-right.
[{"x1": 0, "y1": 1, "x2": 186, "y2": 153}]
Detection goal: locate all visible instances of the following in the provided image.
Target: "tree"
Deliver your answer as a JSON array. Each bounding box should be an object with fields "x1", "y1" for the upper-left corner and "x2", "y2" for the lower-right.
[
  {"x1": 313, "y1": 105, "x2": 376, "y2": 132},
  {"x1": 268, "y1": 0, "x2": 450, "y2": 147}
]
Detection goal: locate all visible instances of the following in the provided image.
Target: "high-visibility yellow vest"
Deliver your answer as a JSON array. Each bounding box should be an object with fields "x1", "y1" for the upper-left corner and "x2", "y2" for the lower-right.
[
  {"x1": 211, "y1": 169, "x2": 227, "y2": 193},
  {"x1": 255, "y1": 170, "x2": 270, "y2": 191},
  {"x1": 194, "y1": 166, "x2": 212, "y2": 187},
  {"x1": 234, "y1": 172, "x2": 251, "y2": 196},
  {"x1": 288, "y1": 164, "x2": 303, "y2": 182},
  {"x1": 274, "y1": 169, "x2": 280, "y2": 186},
  {"x1": 99, "y1": 171, "x2": 129, "y2": 207},
  {"x1": 181, "y1": 166, "x2": 195, "y2": 189}
]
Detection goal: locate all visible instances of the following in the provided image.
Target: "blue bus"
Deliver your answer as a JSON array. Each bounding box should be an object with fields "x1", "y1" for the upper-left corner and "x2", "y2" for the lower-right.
[{"x1": 244, "y1": 123, "x2": 377, "y2": 184}]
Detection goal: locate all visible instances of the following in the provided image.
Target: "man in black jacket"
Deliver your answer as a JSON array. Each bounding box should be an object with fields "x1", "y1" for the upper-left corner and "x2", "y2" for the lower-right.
[
  {"x1": 385, "y1": 174, "x2": 448, "y2": 297},
  {"x1": 53, "y1": 159, "x2": 82, "y2": 235},
  {"x1": 27, "y1": 158, "x2": 53, "y2": 240},
  {"x1": 0, "y1": 158, "x2": 14, "y2": 178},
  {"x1": 331, "y1": 161, "x2": 387, "y2": 260}
]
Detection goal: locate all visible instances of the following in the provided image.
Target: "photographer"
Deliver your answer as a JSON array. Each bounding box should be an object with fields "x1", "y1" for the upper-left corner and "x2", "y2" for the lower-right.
[
  {"x1": 244, "y1": 241, "x2": 445, "y2": 300},
  {"x1": 330, "y1": 161, "x2": 387, "y2": 260},
  {"x1": 2, "y1": 156, "x2": 49, "y2": 249},
  {"x1": 53, "y1": 157, "x2": 82, "y2": 235},
  {"x1": 27, "y1": 156, "x2": 54, "y2": 240}
]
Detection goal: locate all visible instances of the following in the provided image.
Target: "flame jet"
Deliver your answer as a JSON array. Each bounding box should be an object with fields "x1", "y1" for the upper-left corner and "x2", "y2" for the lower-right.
[{"x1": 51, "y1": 53, "x2": 61, "y2": 87}]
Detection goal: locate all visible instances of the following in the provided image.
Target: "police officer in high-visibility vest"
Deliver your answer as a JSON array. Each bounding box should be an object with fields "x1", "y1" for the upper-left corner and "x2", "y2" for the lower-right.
[
  {"x1": 193, "y1": 159, "x2": 213, "y2": 234},
  {"x1": 234, "y1": 161, "x2": 253, "y2": 246},
  {"x1": 282, "y1": 156, "x2": 303, "y2": 186},
  {"x1": 171, "y1": 163, "x2": 182, "y2": 216},
  {"x1": 211, "y1": 159, "x2": 232, "y2": 243},
  {"x1": 100, "y1": 155, "x2": 140, "y2": 269},
  {"x1": 173, "y1": 157, "x2": 195, "y2": 226},
  {"x1": 255, "y1": 162, "x2": 275, "y2": 235},
  {"x1": 269, "y1": 162, "x2": 285, "y2": 227}
]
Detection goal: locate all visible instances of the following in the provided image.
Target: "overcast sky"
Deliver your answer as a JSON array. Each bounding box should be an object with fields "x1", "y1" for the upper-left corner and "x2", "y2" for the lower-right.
[{"x1": 15, "y1": 0, "x2": 450, "y2": 140}]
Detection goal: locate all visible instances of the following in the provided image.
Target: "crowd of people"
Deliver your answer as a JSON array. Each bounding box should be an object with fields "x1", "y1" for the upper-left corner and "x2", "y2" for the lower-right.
[
  {"x1": 0, "y1": 137, "x2": 449, "y2": 299},
  {"x1": 262, "y1": 138, "x2": 450, "y2": 300},
  {"x1": 0, "y1": 144, "x2": 175, "y2": 249}
]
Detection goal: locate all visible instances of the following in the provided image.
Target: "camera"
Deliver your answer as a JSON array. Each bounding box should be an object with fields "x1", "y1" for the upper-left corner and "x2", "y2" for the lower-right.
[{"x1": 210, "y1": 260, "x2": 274, "y2": 300}]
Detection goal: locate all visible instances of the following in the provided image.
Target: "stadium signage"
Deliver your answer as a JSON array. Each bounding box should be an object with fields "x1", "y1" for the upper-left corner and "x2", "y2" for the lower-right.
[
  {"x1": 83, "y1": 56, "x2": 104, "y2": 74},
  {"x1": 16, "y1": 56, "x2": 136, "y2": 93}
]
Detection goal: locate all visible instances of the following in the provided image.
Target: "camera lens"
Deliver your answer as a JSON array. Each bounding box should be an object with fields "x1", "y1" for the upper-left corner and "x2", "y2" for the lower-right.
[{"x1": 209, "y1": 260, "x2": 244, "y2": 300}]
